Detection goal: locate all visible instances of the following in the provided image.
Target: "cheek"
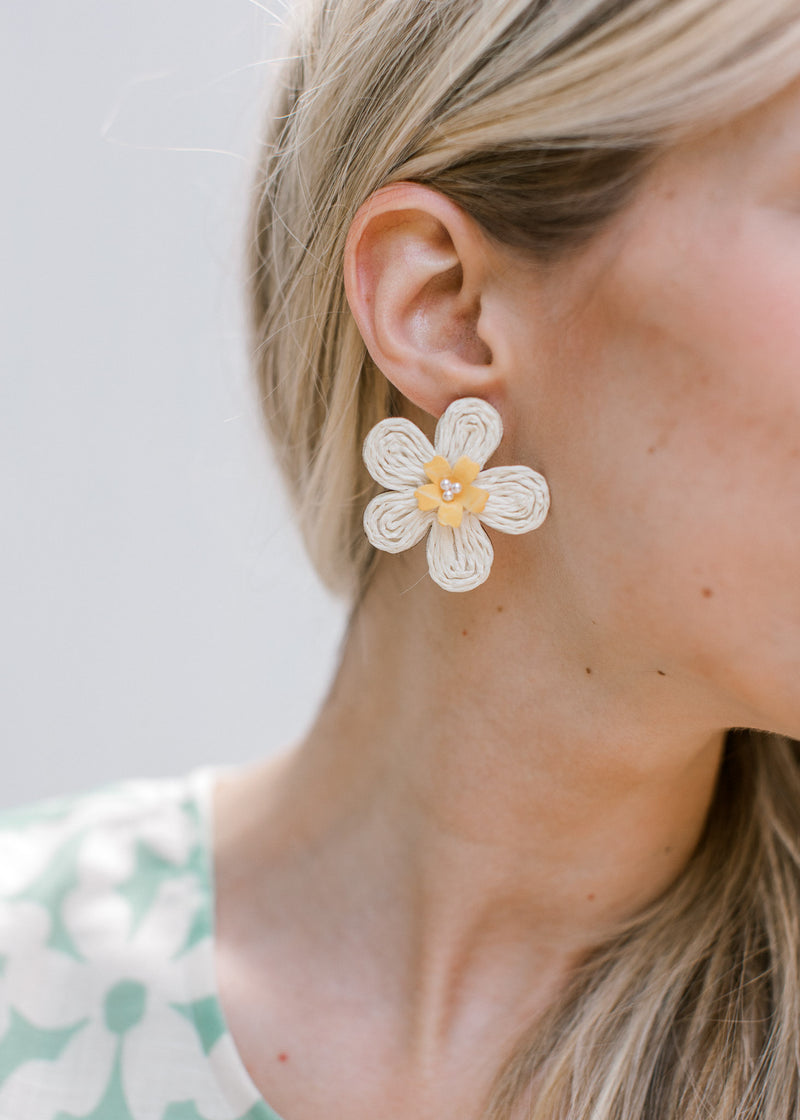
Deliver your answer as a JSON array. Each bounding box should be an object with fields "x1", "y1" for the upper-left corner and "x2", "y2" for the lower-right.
[
  {"x1": 604, "y1": 204, "x2": 800, "y2": 535},
  {"x1": 542, "y1": 201, "x2": 800, "y2": 715}
]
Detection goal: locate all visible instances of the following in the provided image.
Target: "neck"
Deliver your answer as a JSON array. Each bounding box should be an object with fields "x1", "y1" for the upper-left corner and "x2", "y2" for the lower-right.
[{"x1": 223, "y1": 545, "x2": 728, "y2": 1063}]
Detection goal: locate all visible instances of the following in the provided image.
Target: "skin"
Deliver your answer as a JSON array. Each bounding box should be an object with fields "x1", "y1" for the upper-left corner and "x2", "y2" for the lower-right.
[{"x1": 213, "y1": 76, "x2": 800, "y2": 1120}]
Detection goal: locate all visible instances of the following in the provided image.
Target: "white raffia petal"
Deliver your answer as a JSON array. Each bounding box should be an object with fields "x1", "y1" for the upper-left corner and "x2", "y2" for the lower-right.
[
  {"x1": 363, "y1": 490, "x2": 435, "y2": 554},
  {"x1": 474, "y1": 465, "x2": 551, "y2": 535},
  {"x1": 434, "y1": 397, "x2": 503, "y2": 468},
  {"x1": 362, "y1": 418, "x2": 436, "y2": 491},
  {"x1": 426, "y1": 514, "x2": 494, "y2": 592}
]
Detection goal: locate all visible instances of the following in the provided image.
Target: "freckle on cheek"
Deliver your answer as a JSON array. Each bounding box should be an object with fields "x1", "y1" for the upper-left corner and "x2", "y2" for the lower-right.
[
  {"x1": 585, "y1": 667, "x2": 592, "y2": 675},
  {"x1": 461, "y1": 629, "x2": 468, "y2": 636},
  {"x1": 701, "y1": 587, "x2": 714, "y2": 599},
  {"x1": 587, "y1": 893, "x2": 596, "y2": 902}
]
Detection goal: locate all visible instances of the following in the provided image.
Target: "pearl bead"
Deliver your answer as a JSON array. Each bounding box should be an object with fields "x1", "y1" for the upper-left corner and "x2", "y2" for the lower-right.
[{"x1": 439, "y1": 473, "x2": 464, "y2": 503}]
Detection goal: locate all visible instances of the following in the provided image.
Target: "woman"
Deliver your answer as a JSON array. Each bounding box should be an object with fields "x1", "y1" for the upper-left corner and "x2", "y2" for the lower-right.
[{"x1": 3, "y1": 0, "x2": 800, "y2": 1117}]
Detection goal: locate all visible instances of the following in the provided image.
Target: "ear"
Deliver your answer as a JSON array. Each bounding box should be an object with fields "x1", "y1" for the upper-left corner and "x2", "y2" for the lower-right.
[{"x1": 343, "y1": 182, "x2": 514, "y2": 419}]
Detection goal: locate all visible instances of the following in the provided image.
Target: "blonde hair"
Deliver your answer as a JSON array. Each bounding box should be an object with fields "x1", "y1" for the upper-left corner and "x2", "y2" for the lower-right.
[{"x1": 245, "y1": 2, "x2": 800, "y2": 1116}]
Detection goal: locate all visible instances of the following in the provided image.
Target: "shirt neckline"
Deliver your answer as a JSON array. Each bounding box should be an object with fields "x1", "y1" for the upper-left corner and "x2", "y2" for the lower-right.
[{"x1": 187, "y1": 765, "x2": 288, "y2": 1120}]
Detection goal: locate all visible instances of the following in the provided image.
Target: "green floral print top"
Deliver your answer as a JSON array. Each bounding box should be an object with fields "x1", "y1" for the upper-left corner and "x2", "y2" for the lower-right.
[{"x1": 0, "y1": 769, "x2": 284, "y2": 1120}]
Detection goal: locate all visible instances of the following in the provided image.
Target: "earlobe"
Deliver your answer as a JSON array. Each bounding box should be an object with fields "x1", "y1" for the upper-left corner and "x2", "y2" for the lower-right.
[{"x1": 343, "y1": 182, "x2": 505, "y2": 418}]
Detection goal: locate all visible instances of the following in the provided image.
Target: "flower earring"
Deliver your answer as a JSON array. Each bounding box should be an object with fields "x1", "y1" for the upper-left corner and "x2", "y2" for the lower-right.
[{"x1": 362, "y1": 396, "x2": 550, "y2": 592}]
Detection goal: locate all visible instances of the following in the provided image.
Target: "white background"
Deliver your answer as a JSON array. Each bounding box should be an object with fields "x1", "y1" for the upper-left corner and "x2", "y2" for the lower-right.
[{"x1": 0, "y1": 0, "x2": 348, "y2": 808}]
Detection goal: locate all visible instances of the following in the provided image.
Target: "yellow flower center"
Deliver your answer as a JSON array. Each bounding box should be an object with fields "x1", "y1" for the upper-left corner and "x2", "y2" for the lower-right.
[{"x1": 414, "y1": 455, "x2": 489, "y2": 528}]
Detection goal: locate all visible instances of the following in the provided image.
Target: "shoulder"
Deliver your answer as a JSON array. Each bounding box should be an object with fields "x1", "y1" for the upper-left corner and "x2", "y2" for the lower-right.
[
  {"x1": 0, "y1": 770, "x2": 263, "y2": 1120},
  {"x1": 0, "y1": 771, "x2": 213, "y2": 957}
]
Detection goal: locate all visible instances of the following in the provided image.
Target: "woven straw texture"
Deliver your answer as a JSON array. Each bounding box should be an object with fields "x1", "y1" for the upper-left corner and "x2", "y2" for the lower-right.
[{"x1": 362, "y1": 397, "x2": 549, "y2": 592}]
